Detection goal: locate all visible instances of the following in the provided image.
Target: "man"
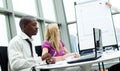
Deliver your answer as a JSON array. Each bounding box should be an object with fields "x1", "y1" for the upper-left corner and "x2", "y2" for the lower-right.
[{"x1": 8, "y1": 16, "x2": 55, "y2": 71}]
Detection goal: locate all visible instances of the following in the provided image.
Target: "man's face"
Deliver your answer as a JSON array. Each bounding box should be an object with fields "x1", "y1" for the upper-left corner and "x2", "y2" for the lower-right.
[{"x1": 24, "y1": 19, "x2": 38, "y2": 37}]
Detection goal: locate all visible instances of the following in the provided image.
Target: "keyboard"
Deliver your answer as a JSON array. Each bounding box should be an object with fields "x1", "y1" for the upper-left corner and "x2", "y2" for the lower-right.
[{"x1": 67, "y1": 53, "x2": 100, "y2": 64}]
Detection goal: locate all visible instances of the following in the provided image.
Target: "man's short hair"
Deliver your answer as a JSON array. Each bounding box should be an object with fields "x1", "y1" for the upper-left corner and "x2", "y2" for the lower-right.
[{"x1": 19, "y1": 16, "x2": 35, "y2": 28}]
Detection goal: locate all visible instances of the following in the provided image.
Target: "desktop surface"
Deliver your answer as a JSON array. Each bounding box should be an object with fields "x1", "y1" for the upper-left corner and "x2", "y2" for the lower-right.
[
  {"x1": 67, "y1": 53, "x2": 101, "y2": 64},
  {"x1": 36, "y1": 51, "x2": 120, "y2": 70}
]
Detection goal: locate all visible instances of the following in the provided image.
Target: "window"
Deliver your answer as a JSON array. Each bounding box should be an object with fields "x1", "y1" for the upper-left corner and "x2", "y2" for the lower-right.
[
  {"x1": 68, "y1": 23, "x2": 79, "y2": 52},
  {"x1": 110, "y1": 0, "x2": 120, "y2": 8},
  {"x1": 41, "y1": 0, "x2": 56, "y2": 21},
  {"x1": 109, "y1": 0, "x2": 120, "y2": 46},
  {"x1": 63, "y1": 0, "x2": 76, "y2": 22},
  {"x1": 0, "y1": 0, "x2": 3, "y2": 7},
  {"x1": 112, "y1": 14, "x2": 120, "y2": 45},
  {"x1": 110, "y1": 0, "x2": 120, "y2": 13},
  {"x1": 12, "y1": 0, "x2": 37, "y2": 16},
  {"x1": 15, "y1": 17, "x2": 42, "y2": 45},
  {"x1": 15, "y1": 17, "x2": 21, "y2": 34},
  {"x1": 0, "y1": 14, "x2": 8, "y2": 46}
]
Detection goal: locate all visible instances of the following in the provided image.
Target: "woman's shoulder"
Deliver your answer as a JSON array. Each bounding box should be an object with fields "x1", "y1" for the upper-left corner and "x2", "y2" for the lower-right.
[
  {"x1": 60, "y1": 40, "x2": 65, "y2": 47},
  {"x1": 42, "y1": 41, "x2": 51, "y2": 48}
]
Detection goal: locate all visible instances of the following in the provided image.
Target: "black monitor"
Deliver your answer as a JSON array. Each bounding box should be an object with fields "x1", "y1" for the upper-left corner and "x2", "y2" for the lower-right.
[
  {"x1": 93, "y1": 28, "x2": 103, "y2": 57},
  {"x1": 80, "y1": 28, "x2": 103, "y2": 55}
]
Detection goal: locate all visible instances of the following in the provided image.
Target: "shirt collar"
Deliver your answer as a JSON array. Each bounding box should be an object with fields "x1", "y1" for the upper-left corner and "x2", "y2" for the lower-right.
[{"x1": 19, "y1": 32, "x2": 33, "y2": 41}]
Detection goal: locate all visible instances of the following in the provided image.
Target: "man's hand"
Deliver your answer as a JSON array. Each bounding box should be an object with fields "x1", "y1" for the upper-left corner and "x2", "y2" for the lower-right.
[
  {"x1": 41, "y1": 53, "x2": 56, "y2": 64},
  {"x1": 41, "y1": 53, "x2": 51, "y2": 60},
  {"x1": 46, "y1": 57, "x2": 56, "y2": 64}
]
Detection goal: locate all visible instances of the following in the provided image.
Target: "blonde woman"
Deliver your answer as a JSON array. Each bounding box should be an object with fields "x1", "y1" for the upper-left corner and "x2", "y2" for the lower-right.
[{"x1": 42, "y1": 23, "x2": 79, "y2": 62}]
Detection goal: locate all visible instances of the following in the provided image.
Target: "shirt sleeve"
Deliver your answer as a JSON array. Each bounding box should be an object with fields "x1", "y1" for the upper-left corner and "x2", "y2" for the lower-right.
[
  {"x1": 111, "y1": 6, "x2": 120, "y2": 12},
  {"x1": 42, "y1": 41, "x2": 51, "y2": 49}
]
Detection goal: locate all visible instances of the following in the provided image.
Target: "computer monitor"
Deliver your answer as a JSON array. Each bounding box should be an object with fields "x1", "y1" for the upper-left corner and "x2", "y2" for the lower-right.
[
  {"x1": 67, "y1": 28, "x2": 103, "y2": 64},
  {"x1": 80, "y1": 28, "x2": 103, "y2": 56},
  {"x1": 93, "y1": 28, "x2": 103, "y2": 57}
]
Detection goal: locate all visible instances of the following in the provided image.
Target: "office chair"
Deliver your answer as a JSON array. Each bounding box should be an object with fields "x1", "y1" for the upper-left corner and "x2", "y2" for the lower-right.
[
  {"x1": 108, "y1": 63, "x2": 120, "y2": 71},
  {"x1": 35, "y1": 45, "x2": 49, "y2": 71},
  {"x1": 0, "y1": 45, "x2": 48, "y2": 71},
  {"x1": 35, "y1": 45, "x2": 42, "y2": 56},
  {"x1": 0, "y1": 46, "x2": 8, "y2": 71}
]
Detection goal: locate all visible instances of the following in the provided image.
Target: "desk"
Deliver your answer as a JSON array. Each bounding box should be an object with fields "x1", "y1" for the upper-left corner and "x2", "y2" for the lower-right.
[{"x1": 36, "y1": 51, "x2": 120, "y2": 71}]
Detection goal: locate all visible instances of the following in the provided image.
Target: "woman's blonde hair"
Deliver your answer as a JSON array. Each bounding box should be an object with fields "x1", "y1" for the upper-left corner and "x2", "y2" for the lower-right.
[{"x1": 44, "y1": 23, "x2": 62, "y2": 52}]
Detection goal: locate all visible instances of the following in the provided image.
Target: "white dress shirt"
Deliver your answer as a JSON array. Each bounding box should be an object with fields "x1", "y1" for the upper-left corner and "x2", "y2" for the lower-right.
[{"x1": 8, "y1": 32, "x2": 43, "y2": 71}]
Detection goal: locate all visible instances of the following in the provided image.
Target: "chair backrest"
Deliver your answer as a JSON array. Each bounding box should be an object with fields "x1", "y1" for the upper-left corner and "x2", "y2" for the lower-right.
[
  {"x1": 0, "y1": 46, "x2": 8, "y2": 71},
  {"x1": 35, "y1": 46, "x2": 50, "y2": 71},
  {"x1": 35, "y1": 45, "x2": 42, "y2": 56}
]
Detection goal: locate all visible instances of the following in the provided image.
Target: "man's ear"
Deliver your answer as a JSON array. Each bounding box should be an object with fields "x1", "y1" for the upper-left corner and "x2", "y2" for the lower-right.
[{"x1": 21, "y1": 24, "x2": 26, "y2": 31}]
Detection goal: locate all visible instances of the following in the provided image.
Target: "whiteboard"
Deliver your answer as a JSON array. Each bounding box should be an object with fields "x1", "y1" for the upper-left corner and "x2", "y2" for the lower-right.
[{"x1": 75, "y1": 0, "x2": 117, "y2": 50}]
